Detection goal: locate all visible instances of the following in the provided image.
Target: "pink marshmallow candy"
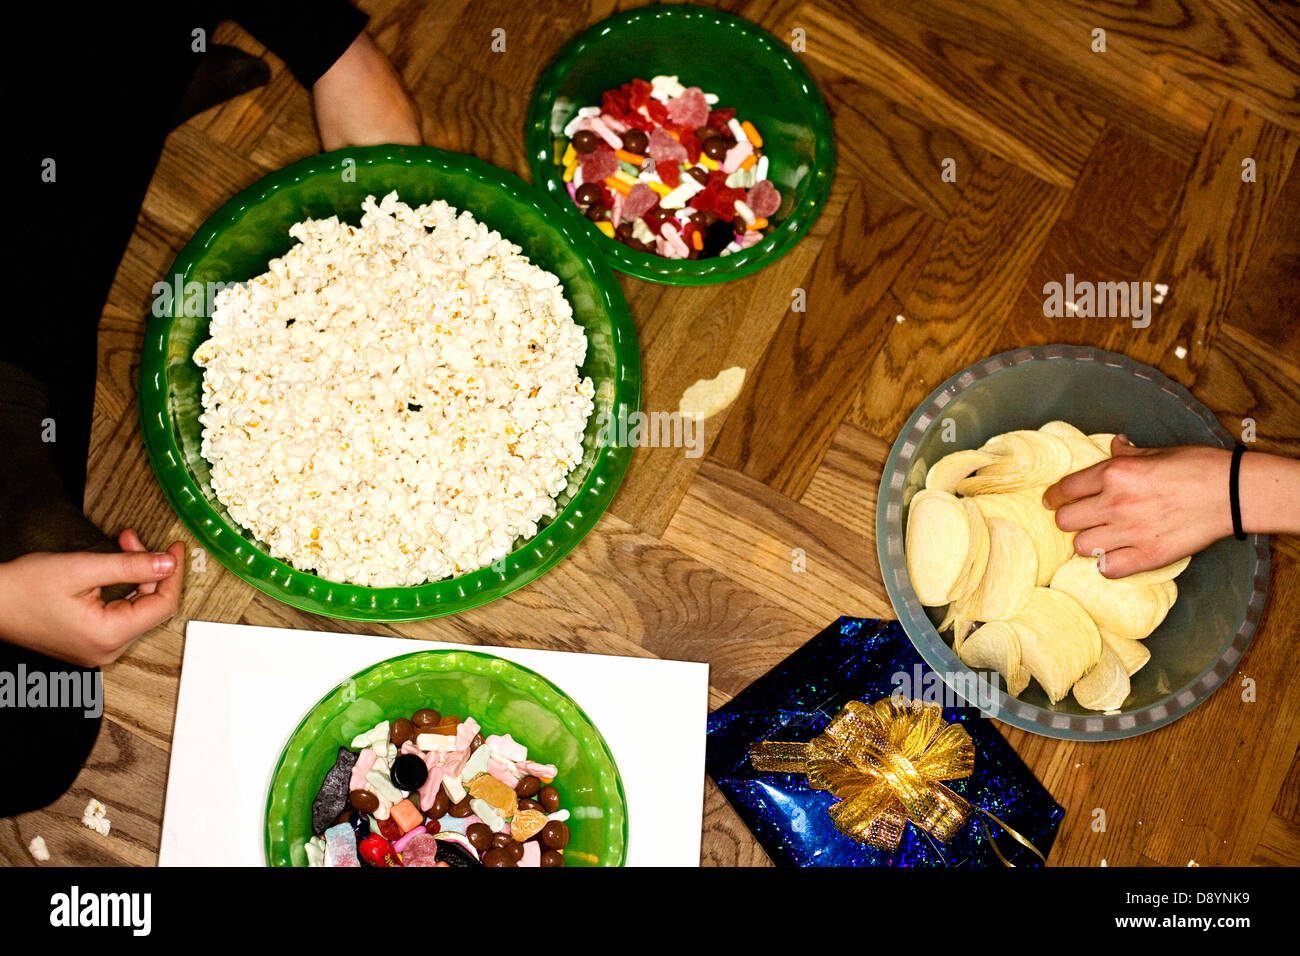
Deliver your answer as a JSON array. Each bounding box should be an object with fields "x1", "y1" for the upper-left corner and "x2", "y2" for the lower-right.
[
  {"x1": 456, "y1": 718, "x2": 480, "y2": 752},
  {"x1": 518, "y1": 760, "x2": 559, "y2": 779},
  {"x1": 486, "y1": 734, "x2": 528, "y2": 763},
  {"x1": 487, "y1": 756, "x2": 521, "y2": 789},
  {"x1": 349, "y1": 748, "x2": 377, "y2": 792},
  {"x1": 418, "y1": 766, "x2": 444, "y2": 812},
  {"x1": 722, "y1": 140, "x2": 754, "y2": 174}
]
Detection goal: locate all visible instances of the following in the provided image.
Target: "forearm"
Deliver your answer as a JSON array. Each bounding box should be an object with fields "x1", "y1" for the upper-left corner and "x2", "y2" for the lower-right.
[
  {"x1": 1240, "y1": 451, "x2": 1300, "y2": 535},
  {"x1": 312, "y1": 33, "x2": 422, "y2": 150}
]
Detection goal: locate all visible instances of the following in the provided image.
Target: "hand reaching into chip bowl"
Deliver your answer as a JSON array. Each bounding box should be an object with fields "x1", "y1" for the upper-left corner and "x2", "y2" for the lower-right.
[
  {"x1": 1043, "y1": 436, "x2": 1300, "y2": 578},
  {"x1": 898, "y1": 419, "x2": 1292, "y2": 715}
]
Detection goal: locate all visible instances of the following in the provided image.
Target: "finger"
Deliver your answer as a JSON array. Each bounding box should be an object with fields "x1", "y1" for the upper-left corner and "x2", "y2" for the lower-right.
[
  {"x1": 67, "y1": 549, "x2": 178, "y2": 590},
  {"x1": 1053, "y1": 498, "x2": 1107, "y2": 533},
  {"x1": 1111, "y1": 434, "x2": 1154, "y2": 458},
  {"x1": 118, "y1": 529, "x2": 159, "y2": 596},
  {"x1": 1074, "y1": 526, "x2": 1122, "y2": 560},
  {"x1": 100, "y1": 567, "x2": 182, "y2": 639},
  {"x1": 1043, "y1": 461, "x2": 1108, "y2": 511},
  {"x1": 152, "y1": 541, "x2": 186, "y2": 611},
  {"x1": 1097, "y1": 547, "x2": 1156, "y2": 579}
]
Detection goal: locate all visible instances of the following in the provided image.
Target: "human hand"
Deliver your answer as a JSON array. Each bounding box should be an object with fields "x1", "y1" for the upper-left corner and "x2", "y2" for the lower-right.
[
  {"x1": 313, "y1": 33, "x2": 422, "y2": 151},
  {"x1": 0, "y1": 529, "x2": 185, "y2": 667},
  {"x1": 1042, "y1": 436, "x2": 1233, "y2": 578}
]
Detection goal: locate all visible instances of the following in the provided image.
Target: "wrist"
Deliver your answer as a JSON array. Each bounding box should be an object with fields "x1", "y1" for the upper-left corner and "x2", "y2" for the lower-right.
[{"x1": 1238, "y1": 451, "x2": 1300, "y2": 535}]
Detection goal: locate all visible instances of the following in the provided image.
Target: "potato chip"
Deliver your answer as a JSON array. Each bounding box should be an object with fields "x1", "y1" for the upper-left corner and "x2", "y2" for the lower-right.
[
  {"x1": 972, "y1": 488, "x2": 1072, "y2": 586},
  {"x1": 679, "y1": 367, "x2": 745, "y2": 421},
  {"x1": 905, "y1": 489, "x2": 971, "y2": 606},
  {"x1": 1010, "y1": 621, "x2": 1072, "y2": 704},
  {"x1": 1088, "y1": 433, "x2": 1117, "y2": 455},
  {"x1": 939, "y1": 603, "x2": 976, "y2": 651},
  {"x1": 1114, "y1": 555, "x2": 1190, "y2": 588},
  {"x1": 925, "y1": 449, "x2": 1001, "y2": 494},
  {"x1": 1049, "y1": 555, "x2": 1166, "y2": 639},
  {"x1": 1100, "y1": 631, "x2": 1151, "y2": 677},
  {"x1": 958, "y1": 622, "x2": 1026, "y2": 695},
  {"x1": 947, "y1": 498, "x2": 990, "y2": 605},
  {"x1": 1040, "y1": 420, "x2": 1108, "y2": 471},
  {"x1": 1073, "y1": 645, "x2": 1130, "y2": 712},
  {"x1": 955, "y1": 430, "x2": 1073, "y2": 495},
  {"x1": 1009, "y1": 587, "x2": 1101, "y2": 700},
  {"x1": 961, "y1": 517, "x2": 1036, "y2": 623}
]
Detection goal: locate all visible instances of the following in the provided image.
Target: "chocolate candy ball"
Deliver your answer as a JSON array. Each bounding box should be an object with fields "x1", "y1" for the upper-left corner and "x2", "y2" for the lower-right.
[
  {"x1": 491, "y1": 832, "x2": 514, "y2": 850},
  {"x1": 471, "y1": 733, "x2": 485, "y2": 751},
  {"x1": 507, "y1": 841, "x2": 526, "y2": 861},
  {"x1": 449, "y1": 797, "x2": 475, "y2": 818},
  {"x1": 574, "y1": 183, "x2": 602, "y2": 206},
  {"x1": 390, "y1": 717, "x2": 415, "y2": 746},
  {"x1": 466, "y1": 823, "x2": 493, "y2": 852},
  {"x1": 537, "y1": 785, "x2": 561, "y2": 813},
  {"x1": 621, "y1": 128, "x2": 649, "y2": 154},
  {"x1": 515, "y1": 775, "x2": 541, "y2": 798},
  {"x1": 517, "y1": 798, "x2": 542, "y2": 813},
  {"x1": 541, "y1": 820, "x2": 571, "y2": 850},
  {"x1": 687, "y1": 166, "x2": 710, "y2": 187},
  {"x1": 572, "y1": 129, "x2": 599, "y2": 154},
  {"x1": 349, "y1": 788, "x2": 380, "y2": 814},
  {"x1": 411, "y1": 708, "x2": 440, "y2": 730},
  {"x1": 703, "y1": 138, "x2": 729, "y2": 161},
  {"x1": 483, "y1": 848, "x2": 516, "y2": 867},
  {"x1": 584, "y1": 203, "x2": 607, "y2": 222},
  {"x1": 390, "y1": 753, "x2": 429, "y2": 791},
  {"x1": 540, "y1": 849, "x2": 566, "y2": 868},
  {"x1": 429, "y1": 788, "x2": 450, "y2": 819}
]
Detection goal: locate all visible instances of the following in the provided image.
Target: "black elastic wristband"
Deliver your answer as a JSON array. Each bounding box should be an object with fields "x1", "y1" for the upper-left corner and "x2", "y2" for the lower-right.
[{"x1": 1230, "y1": 444, "x2": 1247, "y2": 541}]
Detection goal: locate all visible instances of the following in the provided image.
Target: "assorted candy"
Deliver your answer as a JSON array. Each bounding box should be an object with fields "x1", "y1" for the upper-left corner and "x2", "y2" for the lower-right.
[
  {"x1": 558, "y1": 75, "x2": 783, "y2": 259},
  {"x1": 305, "y1": 707, "x2": 572, "y2": 867}
]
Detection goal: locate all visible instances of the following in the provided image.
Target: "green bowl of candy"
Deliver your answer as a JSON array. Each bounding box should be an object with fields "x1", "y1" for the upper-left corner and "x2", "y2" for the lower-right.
[
  {"x1": 139, "y1": 144, "x2": 640, "y2": 622},
  {"x1": 265, "y1": 649, "x2": 629, "y2": 866},
  {"x1": 526, "y1": 4, "x2": 836, "y2": 285}
]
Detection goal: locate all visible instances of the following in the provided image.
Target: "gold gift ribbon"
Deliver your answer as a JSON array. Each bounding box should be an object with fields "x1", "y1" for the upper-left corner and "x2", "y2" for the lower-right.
[{"x1": 750, "y1": 698, "x2": 1046, "y2": 865}]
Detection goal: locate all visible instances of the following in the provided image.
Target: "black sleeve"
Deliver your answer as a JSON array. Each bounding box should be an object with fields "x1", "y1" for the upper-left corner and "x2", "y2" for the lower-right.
[{"x1": 226, "y1": 0, "x2": 369, "y2": 88}]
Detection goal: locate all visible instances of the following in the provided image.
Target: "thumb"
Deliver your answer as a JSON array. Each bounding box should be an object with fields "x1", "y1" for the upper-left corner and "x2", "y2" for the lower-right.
[{"x1": 68, "y1": 550, "x2": 178, "y2": 590}]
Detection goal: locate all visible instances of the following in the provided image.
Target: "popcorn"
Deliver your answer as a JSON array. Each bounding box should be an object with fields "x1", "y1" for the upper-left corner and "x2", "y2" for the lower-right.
[
  {"x1": 81, "y1": 798, "x2": 111, "y2": 837},
  {"x1": 28, "y1": 836, "x2": 50, "y2": 861},
  {"x1": 194, "y1": 193, "x2": 594, "y2": 587}
]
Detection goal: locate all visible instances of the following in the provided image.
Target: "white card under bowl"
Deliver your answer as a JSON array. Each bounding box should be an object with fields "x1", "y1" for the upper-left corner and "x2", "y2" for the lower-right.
[{"x1": 159, "y1": 620, "x2": 709, "y2": 866}]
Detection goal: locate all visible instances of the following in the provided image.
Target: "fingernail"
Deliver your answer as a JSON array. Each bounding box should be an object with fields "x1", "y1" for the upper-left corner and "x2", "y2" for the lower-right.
[
  {"x1": 154, "y1": 553, "x2": 176, "y2": 574},
  {"x1": 1116, "y1": 434, "x2": 1130, "y2": 445}
]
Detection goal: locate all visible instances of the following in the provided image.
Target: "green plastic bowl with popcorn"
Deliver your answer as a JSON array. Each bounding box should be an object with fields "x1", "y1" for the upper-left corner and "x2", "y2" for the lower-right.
[{"x1": 139, "y1": 145, "x2": 640, "y2": 621}]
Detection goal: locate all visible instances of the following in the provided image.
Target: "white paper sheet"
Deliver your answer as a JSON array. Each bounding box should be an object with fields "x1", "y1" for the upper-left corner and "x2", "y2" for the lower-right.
[{"x1": 159, "y1": 620, "x2": 709, "y2": 866}]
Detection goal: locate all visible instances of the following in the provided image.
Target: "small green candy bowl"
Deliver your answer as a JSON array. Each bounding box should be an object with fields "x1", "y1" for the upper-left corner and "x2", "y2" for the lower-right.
[
  {"x1": 526, "y1": 3, "x2": 836, "y2": 285},
  {"x1": 265, "y1": 649, "x2": 629, "y2": 866}
]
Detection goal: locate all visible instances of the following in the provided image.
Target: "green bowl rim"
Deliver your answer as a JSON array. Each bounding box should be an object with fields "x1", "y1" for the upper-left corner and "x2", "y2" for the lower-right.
[
  {"x1": 263, "y1": 647, "x2": 629, "y2": 866},
  {"x1": 525, "y1": 2, "x2": 837, "y2": 286},
  {"x1": 138, "y1": 144, "x2": 641, "y2": 622},
  {"x1": 876, "y1": 344, "x2": 1271, "y2": 740}
]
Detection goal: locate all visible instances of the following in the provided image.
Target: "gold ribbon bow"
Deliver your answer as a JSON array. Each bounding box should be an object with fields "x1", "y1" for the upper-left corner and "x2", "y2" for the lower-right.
[{"x1": 750, "y1": 698, "x2": 1045, "y2": 865}]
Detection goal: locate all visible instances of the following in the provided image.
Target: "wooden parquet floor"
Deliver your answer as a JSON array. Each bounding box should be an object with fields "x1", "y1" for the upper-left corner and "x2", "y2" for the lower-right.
[{"x1": 3, "y1": 0, "x2": 1298, "y2": 867}]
